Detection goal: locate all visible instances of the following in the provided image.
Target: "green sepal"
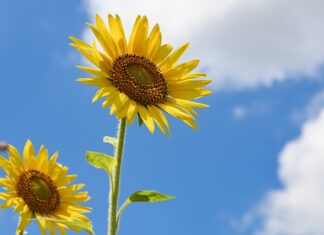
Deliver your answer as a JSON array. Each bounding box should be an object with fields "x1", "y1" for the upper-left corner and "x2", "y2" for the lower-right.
[
  {"x1": 103, "y1": 136, "x2": 118, "y2": 148},
  {"x1": 117, "y1": 190, "x2": 175, "y2": 224},
  {"x1": 86, "y1": 151, "x2": 116, "y2": 178},
  {"x1": 33, "y1": 218, "x2": 94, "y2": 235},
  {"x1": 138, "y1": 114, "x2": 143, "y2": 126}
]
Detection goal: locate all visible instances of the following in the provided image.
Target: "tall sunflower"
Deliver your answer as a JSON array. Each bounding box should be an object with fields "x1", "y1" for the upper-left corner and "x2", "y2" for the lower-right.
[
  {"x1": 70, "y1": 14, "x2": 212, "y2": 134},
  {"x1": 0, "y1": 140, "x2": 91, "y2": 234}
]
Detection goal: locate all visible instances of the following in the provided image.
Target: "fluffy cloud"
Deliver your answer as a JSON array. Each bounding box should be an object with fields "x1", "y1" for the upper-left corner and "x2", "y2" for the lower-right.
[
  {"x1": 82, "y1": 0, "x2": 324, "y2": 89},
  {"x1": 253, "y1": 109, "x2": 324, "y2": 235}
]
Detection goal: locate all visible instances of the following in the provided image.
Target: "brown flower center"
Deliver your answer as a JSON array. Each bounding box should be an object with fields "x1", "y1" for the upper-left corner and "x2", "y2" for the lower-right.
[
  {"x1": 17, "y1": 169, "x2": 60, "y2": 214},
  {"x1": 111, "y1": 54, "x2": 168, "y2": 105}
]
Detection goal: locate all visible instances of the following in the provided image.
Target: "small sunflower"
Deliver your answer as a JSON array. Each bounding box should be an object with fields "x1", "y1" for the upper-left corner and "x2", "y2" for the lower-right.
[
  {"x1": 70, "y1": 14, "x2": 212, "y2": 134},
  {"x1": 0, "y1": 140, "x2": 91, "y2": 234}
]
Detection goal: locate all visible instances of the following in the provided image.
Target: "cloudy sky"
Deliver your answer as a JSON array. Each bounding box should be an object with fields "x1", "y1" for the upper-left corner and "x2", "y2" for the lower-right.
[{"x1": 1, "y1": 0, "x2": 324, "y2": 234}]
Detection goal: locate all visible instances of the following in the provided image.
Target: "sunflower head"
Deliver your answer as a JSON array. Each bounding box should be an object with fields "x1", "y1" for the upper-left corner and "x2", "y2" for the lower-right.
[
  {"x1": 70, "y1": 14, "x2": 212, "y2": 135},
  {"x1": 0, "y1": 140, "x2": 91, "y2": 234}
]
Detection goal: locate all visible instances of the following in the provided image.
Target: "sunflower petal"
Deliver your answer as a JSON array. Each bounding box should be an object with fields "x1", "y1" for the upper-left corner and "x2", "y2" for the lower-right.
[
  {"x1": 132, "y1": 16, "x2": 149, "y2": 55},
  {"x1": 16, "y1": 205, "x2": 32, "y2": 233},
  {"x1": 128, "y1": 15, "x2": 142, "y2": 53},
  {"x1": 77, "y1": 77, "x2": 112, "y2": 87},
  {"x1": 160, "y1": 43, "x2": 189, "y2": 70},
  {"x1": 138, "y1": 105, "x2": 155, "y2": 133},
  {"x1": 108, "y1": 14, "x2": 127, "y2": 54},
  {"x1": 153, "y1": 44, "x2": 173, "y2": 64}
]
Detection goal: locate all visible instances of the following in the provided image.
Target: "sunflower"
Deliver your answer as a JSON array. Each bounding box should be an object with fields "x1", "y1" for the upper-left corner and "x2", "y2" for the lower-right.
[
  {"x1": 70, "y1": 14, "x2": 212, "y2": 134},
  {"x1": 0, "y1": 140, "x2": 91, "y2": 234}
]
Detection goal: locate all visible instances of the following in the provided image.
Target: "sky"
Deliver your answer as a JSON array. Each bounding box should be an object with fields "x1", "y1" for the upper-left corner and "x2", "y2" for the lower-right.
[{"x1": 1, "y1": 0, "x2": 324, "y2": 235}]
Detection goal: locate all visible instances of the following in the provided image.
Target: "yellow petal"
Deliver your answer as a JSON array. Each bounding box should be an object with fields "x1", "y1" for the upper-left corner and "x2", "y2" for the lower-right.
[
  {"x1": 87, "y1": 23, "x2": 117, "y2": 59},
  {"x1": 13, "y1": 199, "x2": 25, "y2": 213},
  {"x1": 138, "y1": 105, "x2": 155, "y2": 133},
  {"x1": 147, "y1": 106, "x2": 166, "y2": 135},
  {"x1": 159, "y1": 43, "x2": 189, "y2": 70},
  {"x1": 182, "y1": 72, "x2": 207, "y2": 80},
  {"x1": 16, "y1": 205, "x2": 32, "y2": 233},
  {"x1": 116, "y1": 98, "x2": 131, "y2": 119},
  {"x1": 110, "y1": 92, "x2": 129, "y2": 115},
  {"x1": 0, "y1": 192, "x2": 14, "y2": 200},
  {"x1": 102, "y1": 90, "x2": 119, "y2": 108},
  {"x1": 132, "y1": 16, "x2": 149, "y2": 55},
  {"x1": 91, "y1": 41, "x2": 110, "y2": 73},
  {"x1": 152, "y1": 44, "x2": 172, "y2": 65},
  {"x1": 77, "y1": 77, "x2": 112, "y2": 87},
  {"x1": 58, "y1": 184, "x2": 85, "y2": 192},
  {"x1": 56, "y1": 223, "x2": 67, "y2": 235},
  {"x1": 108, "y1": 14, "x2": 127, "y2": 55},
  {"x1": 76, "y1": 66, "x2": 108, "y2": 77},
  {"x1": 169, "y1": 79, "x2": 212, "y2": 88},
  {"x1": 128, "y1": 15, "x2": 142, "y2": 53},
  {"x1": 143, "y1": 24, "x2": 161, "y2": 59},
  {"x1": 169, "y1": 88, "x2": 212, "y2": 100},
  {"x1": 92, "y1": 87, "x2": 113, "y2": 103},
  {"x1": 36, "y1": 213, "x2": 47, "y2": 235},
  {"x1": 183, "y1": 118, "x2": 198, "y2": 129},
  {"x1": 158, "y1": 103, "x2": 193, "y2": 120},
  {"x1": 66, "y1": 174, "x2": 77, "y2": 184},
  {"x1": 0, "y1": 198, "x2": 16, "y2": 209},
  {"x1": 8, "y1": 145, "x2": 23, "y2": 166},
  {"x1": 126, "y1": 100, "x2": 138, "y2": 125},
  {"x1": 167, "y1": 97, "x2": 209, "y2": 109},
  {"x1": 69, "y1": 36, "x2": 91, "y2": 49},
  {"x1": 70, "y1": 43, "x2": 98, "y2": 66},
  {"x1": 0, "y1": 178, "x2": 15, "y2": 190},
  {"x1": 164, "y1": 59, "x2": 200, "y2": 80},
  {"x1": 36, "y1": 145, "x2": 49, "y2": 172},
  {"x1": 47, "y1": 152, "x2": 59, "y2": 175},
  {"x1": 23, "y1": 139, "x2": 35, "y2": 168},
  {"x1": 151, "y1": 106, "x2": 171, "y2": 136},
  {"x1": 0, "y1": 155, "x2": 9, "y2": 169},
  {"x1": 47, "y1": 221, "x2": 56, "y2": 235}
]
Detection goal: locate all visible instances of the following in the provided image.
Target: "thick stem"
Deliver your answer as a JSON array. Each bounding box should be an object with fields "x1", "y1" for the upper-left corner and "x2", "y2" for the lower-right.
[{"x1": 108, "y1": 118, "x2": 127, "y2": 235}]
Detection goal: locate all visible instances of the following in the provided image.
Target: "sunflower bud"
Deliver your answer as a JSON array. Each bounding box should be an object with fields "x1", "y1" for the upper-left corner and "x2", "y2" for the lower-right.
[{"x1": 0, "y1": 142, "x2": 9, "y2": 151}]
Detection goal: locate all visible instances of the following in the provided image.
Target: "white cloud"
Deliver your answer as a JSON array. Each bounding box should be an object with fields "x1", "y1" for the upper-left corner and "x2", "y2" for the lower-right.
[
  {"x1": 252, "y1": 109, "x2": 324, "y2": 235},
  {"x1": 82, "y1": 0, "x2": 324, "y2": 89}
]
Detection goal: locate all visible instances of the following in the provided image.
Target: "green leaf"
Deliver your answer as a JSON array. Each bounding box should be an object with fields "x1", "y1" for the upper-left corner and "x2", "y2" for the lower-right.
[
  {"x1": 138, "y1": 114, "x2": 143, "y2": 126},
  {"x1": 34, "y1": 218, "x2": 94, "y2": 235},
  {"x1": 103, "y1": 136, "x2": 118, "y2": 147},
  {"x1": 128, "y1": 190, "x2": 175, "y2": 203},
  {"x1": 86, "y1": 151, "x2": 116, "y2": 177},
  {"x1": 117, "y1": 190, "x2": 175, "y2": 223}
]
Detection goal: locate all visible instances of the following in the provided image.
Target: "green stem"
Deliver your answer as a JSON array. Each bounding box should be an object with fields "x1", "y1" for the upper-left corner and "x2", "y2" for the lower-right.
[
  {"x1": 108, "y1": 118, "x2": 127, "y2": 235},
  {"x1": 18, "y1": 230, "x2": 24, "y2": 235}
]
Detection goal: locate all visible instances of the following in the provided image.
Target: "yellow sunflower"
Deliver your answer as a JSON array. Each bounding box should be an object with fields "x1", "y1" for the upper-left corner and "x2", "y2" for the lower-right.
[
  {"x1": 70, "y1": 14, "x2": 212, "y2": 134},
  {"x1": 0, "y1": 140, "x2": 91, "y2": 234}
]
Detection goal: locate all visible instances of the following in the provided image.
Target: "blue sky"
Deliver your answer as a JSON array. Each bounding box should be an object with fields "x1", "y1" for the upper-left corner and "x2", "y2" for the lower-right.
[{"x1": 1, "y1": 0, "x2": 324, "y2": 235}]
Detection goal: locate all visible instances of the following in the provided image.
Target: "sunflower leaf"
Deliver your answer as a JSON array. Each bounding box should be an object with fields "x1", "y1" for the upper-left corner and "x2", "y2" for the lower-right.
[
  {"x1": 86, "y1": 151, "x2": 116, "y2": 177},
  {"x1": 103, "y1": 136, "x2": 118, "y2": 147},
  {"x1": 117, "y1": 190, "x2": 175, "y2": 224},
  {"x1": 34, "y1": 218, "x2": 95, "y2": 235}
]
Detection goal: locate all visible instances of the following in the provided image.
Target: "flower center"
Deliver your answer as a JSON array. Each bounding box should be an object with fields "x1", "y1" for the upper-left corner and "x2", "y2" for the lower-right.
[
  {"x1": 30, "y1": 178, "x2": 52, "y2": 201},
  {"x1": 17, "y1": 170, "x2": 60, "y2": 214},
  {"x1": 111, "y1": 54, "x2": 168, "y2": 105}
]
